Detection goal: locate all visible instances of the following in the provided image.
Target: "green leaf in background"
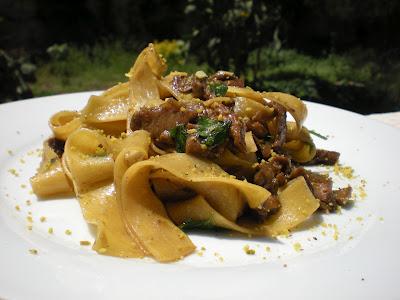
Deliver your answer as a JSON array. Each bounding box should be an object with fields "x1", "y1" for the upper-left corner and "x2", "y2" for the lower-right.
[
  {"x1": 169, "y1": 124, "x2": 187, "y2": 152},
  {"x1": 197, "y1": 117, "x2": 231, "y2": 147}
]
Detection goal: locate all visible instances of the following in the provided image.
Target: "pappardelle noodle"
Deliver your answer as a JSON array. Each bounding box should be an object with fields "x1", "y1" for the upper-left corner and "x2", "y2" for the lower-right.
[{"x1": 31, "y1": 44, "x2": 352, "y2": 262}]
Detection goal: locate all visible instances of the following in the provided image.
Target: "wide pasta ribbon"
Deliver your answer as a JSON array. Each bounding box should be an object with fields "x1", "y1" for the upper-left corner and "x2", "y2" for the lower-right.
[
  {"x1": 62, "y1": 128, "x2": 150, "y2": 258},
  {"x1": 30, "y1": 141, "x2": 74, "y2": 197},
  {"x1": 165, "y1": 176, "x2": 319, "y2": 237},
  {"x1": 226, "y1": 86, "x2": 308, "y2": 131},
  {"x1": 119, "y1": 154, "x2": 319, "y2": 261},
  {"x1": 49, "y1": 110, "x2": 82, "y2": 141},
  {"x1": 126, "y1": 43, "x2": 166, "y2": 133},
  {"x1": 81, "y1": 92, "x2": 130, "y2": 136}
]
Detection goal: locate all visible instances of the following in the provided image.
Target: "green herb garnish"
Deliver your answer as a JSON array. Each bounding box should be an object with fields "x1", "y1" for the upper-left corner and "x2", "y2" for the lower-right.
[
  {"x1": 169, "y1": 124, "x2": 187, "y2": 153},
  {"x1": 179, "y1": 218, "x2": 216, "y2": 230},
  {"x1": 197, "y1": 117, "x2": 231, "y2": 147},
  {"x1": 309, "y1": 129, "x2": 328, "y2": 140},
  {"x1": 209, "y1": 82, "x2": 228, "y2": 97}
]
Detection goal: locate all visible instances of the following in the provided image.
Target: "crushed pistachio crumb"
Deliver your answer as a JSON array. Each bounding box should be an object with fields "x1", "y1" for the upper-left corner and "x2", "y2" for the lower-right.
[
  {"x1": 29, "y1": 249, "x2": 38, "y2": 255},
  {"x1": 94, "y1": 144, "x2": 107, "y2": 156},
  {"x1": 8, "y1": 169, "x2": 19, "y2": 177},
  {"x1": 20, "y1": 184, "x2": 26, "y2": 189},
  {"x1": 26, "y1": 200, "x2": 31, "y2": 206},
  {"x1": 40, "y1": 216, "x2": 46, "y2": 222},
  {"x1": 26, "y1": 216, "x2": 33, "y2": 223},
  {"x1": 332, "y1": 224, "x2": 339, "y2": 241},
  {"x1": 195, "y1": 70, "x2": 207, "y2": 79},
  {"x1": 358, "y1": 186, "x2": 367, "y2": 199},
  {"x1": 293, "y1": 242, "x2": 303, "y2": 252},
  {"x1": 243, "y1": 245, "x2": 256, "y2": 255},
  {"x1": 356, "y1": 217, "x2": 364, "y2": 222},
  {"x1": 265, "y1": 246, "x2": 271, "y2": 252},
  {"x1": 80, "y1": 240, "x2": 91, "y2": 246},
  {"x1": 48, "y1": 227, "x2": 54, "y2": 234},
  {"x1": 212, "y1": 252, "x2": 224, "y2": 262},
  {"x1": 19, "y1": 158, "x2": 25, "y2": 164},
  {"x1": 15, "y1": 205, "x2": 21, "y2": 211},
  {"x1": 27, "y1": 225, "x2": 33, "y2": 231},
  {"x1": 333, "y1": 232, "x2": 339, "y2": 240},
  {"x1": 65, "y1": 229, "x2": 72, "y2": 235},
  {"x1": 252, "y1": 162, "x2": 259, "y2": 168},
  {"x1": 7, "y1": 150, "x2": 13, "y2": 156},
  {"x1": 333, "y1": 164, "x2": 354, "y2": 179}
]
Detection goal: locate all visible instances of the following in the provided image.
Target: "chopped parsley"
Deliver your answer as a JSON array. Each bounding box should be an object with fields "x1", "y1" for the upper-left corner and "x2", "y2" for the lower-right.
[
  {"x1": 179, "y1": 218, "x2": 216, "y2": 230},
  {"x1": 197, "y1": 117, "x2": 231, "y2": 147},
  {"x1": 308, "y1": 129, "x2": 328, "y2": 140},
  {"x1": 169, "y1": 124, "x2": 187, "y2": 153},
  {"x1": 209, "y1": 82, "x2": 228, "y2": 97}
]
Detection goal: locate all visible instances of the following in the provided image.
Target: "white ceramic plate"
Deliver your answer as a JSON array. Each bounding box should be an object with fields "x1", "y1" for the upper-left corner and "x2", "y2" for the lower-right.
[{"x1": 1, "y1": 92, "x2": 399, "y2": 300}]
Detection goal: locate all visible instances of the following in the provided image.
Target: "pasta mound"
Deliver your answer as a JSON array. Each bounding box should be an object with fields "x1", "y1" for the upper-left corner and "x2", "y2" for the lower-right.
[{"x1": 31, "y1": 44, "x2": 351, "y2": 262}]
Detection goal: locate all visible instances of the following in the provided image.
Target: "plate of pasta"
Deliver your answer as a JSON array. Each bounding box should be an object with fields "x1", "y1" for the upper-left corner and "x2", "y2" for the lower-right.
[{"x1": 0, "y1": 44, "x2": 399, "y2": 299}]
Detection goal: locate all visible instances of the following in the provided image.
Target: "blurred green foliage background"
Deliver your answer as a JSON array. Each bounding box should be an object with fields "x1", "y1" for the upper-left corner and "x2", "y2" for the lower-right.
[{"x1": 1, "y1": 0, "x2": 399, "y2": 114}]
